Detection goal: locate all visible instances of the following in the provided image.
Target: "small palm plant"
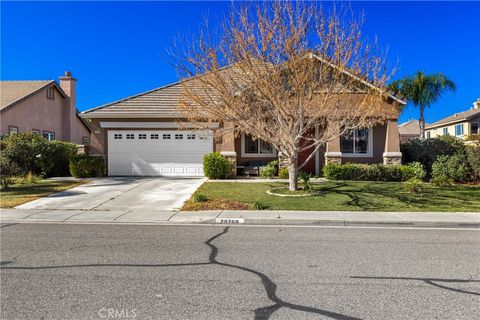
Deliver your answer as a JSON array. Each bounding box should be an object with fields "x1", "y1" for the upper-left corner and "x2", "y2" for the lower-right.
[{"x1": 389, "y1": 72, "x2": 456, "y2": 139}]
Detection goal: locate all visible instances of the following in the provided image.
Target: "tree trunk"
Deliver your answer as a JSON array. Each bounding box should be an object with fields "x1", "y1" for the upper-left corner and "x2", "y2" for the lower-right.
[
  {"x1": 419, "y1": 107, "x2": 426, "y2": 140},
  {"x1": 287, "y1": 155, "x2": 298, "y2": 191}
]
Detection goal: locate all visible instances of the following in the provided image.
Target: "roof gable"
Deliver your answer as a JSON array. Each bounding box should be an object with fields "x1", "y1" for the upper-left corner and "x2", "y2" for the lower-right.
[{"x1": 0, "y1": 80, "x2": 66, "y2": 111}]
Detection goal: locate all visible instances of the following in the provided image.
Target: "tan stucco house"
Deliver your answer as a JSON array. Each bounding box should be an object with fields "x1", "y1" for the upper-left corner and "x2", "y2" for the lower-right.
[
  {"x1": 398, "y1": 119, "x2": 421, "y2": 143},
  {"x1": 425, "y1": 99, "x2": 480, "y2": 140},
  {"x1": 0, "y1": 72, "x2": 90, "y2": 145},
  {"x1": 82, "y1": 65, "x2": 406, "y2": 177}
]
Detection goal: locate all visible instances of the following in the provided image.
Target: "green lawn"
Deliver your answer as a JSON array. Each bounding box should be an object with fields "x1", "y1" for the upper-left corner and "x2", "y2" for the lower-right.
[
  {"x1": 0, "y1": 180, "x2": 85, "y2": 208},
  {"x1": 185, "y1": 181, "x2": 480, "y2": 212}
]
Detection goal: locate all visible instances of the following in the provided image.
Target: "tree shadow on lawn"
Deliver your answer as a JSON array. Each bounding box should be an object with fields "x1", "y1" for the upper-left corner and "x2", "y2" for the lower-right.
[
  {"x1": 2, "y1": 182, "x2": 74, "y2": 195},
  {"x1": 313, "y1": 182, "x2": 464, "y2": 211}
]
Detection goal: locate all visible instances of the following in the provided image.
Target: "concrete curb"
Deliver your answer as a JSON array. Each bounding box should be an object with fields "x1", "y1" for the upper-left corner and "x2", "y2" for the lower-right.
[{"x1": 2, "y1": 209, "x2": 479, "y2": 229}]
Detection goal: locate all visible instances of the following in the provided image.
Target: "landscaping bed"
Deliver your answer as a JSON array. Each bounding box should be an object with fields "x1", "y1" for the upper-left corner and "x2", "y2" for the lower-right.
[
  {"x1": 0, "y1": 180, "x2": 86, "y2": 208},
  {"x1": 183, "y1": 181, "x2": 480, "y2": 212}
]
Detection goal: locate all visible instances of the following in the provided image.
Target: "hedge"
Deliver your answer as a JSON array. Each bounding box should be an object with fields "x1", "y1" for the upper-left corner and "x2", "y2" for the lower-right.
[
  {"x1": 400, "y1": 136, "x2": 465, "y2": 177},
  {"x1": 69, "y1": 155, "x2": 105, "y2": 178},
  {"x1": 0, "y1": 132, "x2": 77, "y2": 177},
  {"x1": 323, "y1": 162, "x2": 426, "y2": 182},
  {"x1": 431, "y1": 146, "x2": 480, "y2": 183}
]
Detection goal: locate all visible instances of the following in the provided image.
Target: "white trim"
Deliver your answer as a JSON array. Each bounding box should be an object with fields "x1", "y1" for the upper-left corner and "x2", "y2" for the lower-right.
[
  {"x1": 340, "y1": 127, "x2": 374, "y2": 158},
  {"x1": 240, "y1": 133, "x2": 277, "y2": 158},
  {"x1": 383, "y1": 152, "x2": 402, "y2": 157},
  {"x1": 99, "y1": 122, "x2": 219, "y2": 129},
  {"x1": 220, "y1": 151, "x2": 237, "y2": 157},
  {"x1": 325, "y1": 152, "x2": 342, "y2": 157}
]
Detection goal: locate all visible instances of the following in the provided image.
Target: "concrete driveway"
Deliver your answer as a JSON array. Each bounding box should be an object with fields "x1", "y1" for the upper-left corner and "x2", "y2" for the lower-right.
[{"x1": 16, "y1": 177, "x2": 206, "y2": 212}]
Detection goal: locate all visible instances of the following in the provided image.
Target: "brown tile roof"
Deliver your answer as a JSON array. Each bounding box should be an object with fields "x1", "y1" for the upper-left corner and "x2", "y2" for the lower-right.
[
  {"x1": 399, "y1": 119, "x2": 421, "y2": 136},
  {"x1": 82, "y1": 58, "x2": 405, "y2": 118},
  {"x1": 0, "y1": 80, "x2": 56, "y2": 110},
  {"x1": 82, "y1": 81, "x2": 186, "y2": 117},
  {"x1": 426, "y1": 108, "x2": 480, "y2": 128}
]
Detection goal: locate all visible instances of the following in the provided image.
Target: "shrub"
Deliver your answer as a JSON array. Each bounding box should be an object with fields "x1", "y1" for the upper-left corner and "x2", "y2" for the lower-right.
[
  {"x1": 0, "y1": 133, "x2": 77, "y2": 177},
  {"x1": 403, "y1": 178, "x2": 425, "y2": 194},
  {"x1": 38, "y1": 141, "x2": 78, "y2": 177},
  {"x1": 278, "y1": 167, "x2": 289, "y2": 179},
  {"x1": 69, "y1": 155, "x2": 105, "y2": 178},
  {"x1": 0, "y1": 176, "x2": 15, "y2": 189},
  {"x1": 203, "y1": 152, "x2": 233, "y2": 179},
  {"x1": 259, "y1": 160, "x2": 278, "y2": 178},
  {"x1": 298, "y1": 171, "x2": 312, "y2": 190},
  {"x1": 0, "y1": 132, "x2": 45, "y2": 175},
  {"x1": 17, "y1": 172, "x2": 42, "y2": 184},
  {"x1": 401, "y1": 136, "x2": 465, "y2": 177},
  {"x1": 192, "y1": 193, "x2": 208, "y2": 203},
  {"x1": 406, "y1": 162, "x2": 426, "y2": 180},
  {"x1": 466, "y1": 146, "x2": 480, "y2": 182},
  {"x1": 431, "y1": 175, "x2": 452, "y2": 187},
  {"x1": 323, "y1": 163, "x2": 419, "y2": 182},
  {"x1": 252, "y1": 200, "x2": 268, "y2": 210},
  {"x1": 431, "y1": 153, "x2": 472, "y2": 183}
]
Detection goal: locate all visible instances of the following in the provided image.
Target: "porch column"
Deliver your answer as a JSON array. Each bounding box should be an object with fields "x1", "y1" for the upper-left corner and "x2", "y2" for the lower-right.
[
  {"x1": 325, "y1": 135, "x2": 342, "y2": 165},
  {"x1": 219, "y1": 121, "x2": 237, "y2": 176},
  {"x1": 383, "y1": 119, "x2": 402, "y2": 165}
]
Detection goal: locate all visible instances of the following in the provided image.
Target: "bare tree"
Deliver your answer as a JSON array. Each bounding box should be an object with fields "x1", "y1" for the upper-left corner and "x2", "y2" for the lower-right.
[{"x1": 172, "y1": 1, "x2": 401, "y2": 191}]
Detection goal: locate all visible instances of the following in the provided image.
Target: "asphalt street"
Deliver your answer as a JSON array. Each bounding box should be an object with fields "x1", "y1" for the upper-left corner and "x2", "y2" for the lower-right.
[{"x1": 1, "y1": 223, "x2": 479, "y2": 320}]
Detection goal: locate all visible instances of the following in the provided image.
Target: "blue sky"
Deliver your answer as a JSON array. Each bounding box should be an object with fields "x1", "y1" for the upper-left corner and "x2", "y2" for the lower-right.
[{"x1": 2, "y1": 1, "x2": 479, "y2": 123}]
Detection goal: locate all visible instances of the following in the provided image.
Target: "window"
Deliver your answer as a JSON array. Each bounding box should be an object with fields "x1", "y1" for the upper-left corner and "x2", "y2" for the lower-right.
[
  {"x1": 46, "y1": 86, "x2": 55, "y2": 100},
  {"x1": 138, "y1": 134, "x2": 147, "y2": 140},
  {"x1": 471, "y1": 123, "x2": 478, "y2": 135},
  {"x1": 175, "y1": 134, "x2": 183, "y2": 140},
  {"x1": 151, "y1": 134, "x2": 159, "y2": 139},
  {"x1": 426, "y1": 131, "x2": 431, "y2": 139},
  {"x1": 455, "y1": 124, "x2": 464, "y2": 136},
  {"x1": 32, "y1": 129, "x2": 40, "y2": 135},
  {"x1": 126, "y1": 134, "x2": 134, "y2": 140},
  {"x1": 187, "y1": 134, "x2": 196, "y2": 140},
  {"x1": 114, "y1": 134, "x2": 123, "y2": 139},
  {"x1": 340, "y1": 128, "x2": 370, "y2": 156},
  {"x1": 163, "y1": 134, "x2": 171, "y2": 140},
  {"x1": 242, "y1": 134, "x2": 275, "y2": 157},
  {"x1": 43, "y1": 131, "x2": 55, "y2": 141},
  {"x1": 82, "y1": 136, "x2": 90, "y2": 145},
  {"x1": 443, "y1": 127, "x2": 449, "y2": 135},
  {"x1": 8, "y1": 126, "x2": 18, "y2": 135}
]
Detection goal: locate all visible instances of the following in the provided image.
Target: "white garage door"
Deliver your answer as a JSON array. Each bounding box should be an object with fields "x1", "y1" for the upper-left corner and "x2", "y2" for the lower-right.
[{"x1": 107, "y1": 130, "x2": 213, "y2": 176}]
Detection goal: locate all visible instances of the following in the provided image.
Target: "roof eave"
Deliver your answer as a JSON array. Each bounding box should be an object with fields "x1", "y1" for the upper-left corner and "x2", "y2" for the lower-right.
[{"x1": 80, "y1": 112, "x2": 182, "y2": 119}]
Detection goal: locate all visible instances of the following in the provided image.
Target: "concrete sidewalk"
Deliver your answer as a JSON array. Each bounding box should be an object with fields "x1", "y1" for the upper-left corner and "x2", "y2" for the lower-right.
[{"x1": 1, "y1": 208, "x2": 479, "y2": 228}]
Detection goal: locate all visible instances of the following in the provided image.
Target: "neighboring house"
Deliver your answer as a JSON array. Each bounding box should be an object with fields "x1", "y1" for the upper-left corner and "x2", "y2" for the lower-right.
[
  {"x1": 425, "y1": 99, "x2": 480, "y2": 140},
  {"x1": 81, "y1": 64, "x2": 405, "y2": 177},
  {"x1": 0, "y1": 72, "x2": 90, "y2": 145},
  {"x1": 398, "y1": 119, "x2": 421, "y2": 143}
]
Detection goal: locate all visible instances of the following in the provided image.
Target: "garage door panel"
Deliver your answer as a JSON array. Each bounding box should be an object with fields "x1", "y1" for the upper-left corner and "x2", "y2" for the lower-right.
[{"x1": 107, "y1": 130, "x2": 213, "y2": 177}]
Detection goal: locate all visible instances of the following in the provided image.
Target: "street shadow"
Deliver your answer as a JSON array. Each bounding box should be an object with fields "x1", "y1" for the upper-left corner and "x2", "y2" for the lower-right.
[
  {"x1": 351, "y1": 276, "x2": 480, "y2": 296},
  {"x1": 1, "y1": 227, "x2": 361, "y2": 320}
]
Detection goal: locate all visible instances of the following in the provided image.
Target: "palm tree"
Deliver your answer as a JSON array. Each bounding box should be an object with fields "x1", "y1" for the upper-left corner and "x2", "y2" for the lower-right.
[{"x1": 389, "y1": 71, "x2": 456, "y2": 139}]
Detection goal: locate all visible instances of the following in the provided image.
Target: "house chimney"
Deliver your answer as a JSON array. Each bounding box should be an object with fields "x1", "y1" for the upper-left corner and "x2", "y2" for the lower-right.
[
  {"x1": 473, "y1": 98, "x2": 480, "y2": 109},
  {"x1": 59, "y1": 71, "x2": 77, "y2": 142}
]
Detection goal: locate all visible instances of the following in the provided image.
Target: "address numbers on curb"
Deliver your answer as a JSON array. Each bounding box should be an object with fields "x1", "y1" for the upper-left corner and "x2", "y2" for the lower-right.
[{"x1": 215, "y1": 218, "x2": 245, "y2": 224}]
